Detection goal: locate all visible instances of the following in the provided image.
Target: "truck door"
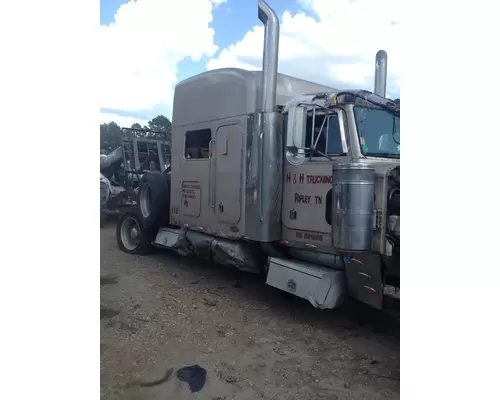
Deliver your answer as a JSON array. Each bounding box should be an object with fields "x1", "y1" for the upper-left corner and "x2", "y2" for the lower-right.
[
  {"x1": 214, "y1": 124, "x2": 244, "y2": 224},
  {"x1": 179, "y1": 128, "x2": 212, "y2": 223}
]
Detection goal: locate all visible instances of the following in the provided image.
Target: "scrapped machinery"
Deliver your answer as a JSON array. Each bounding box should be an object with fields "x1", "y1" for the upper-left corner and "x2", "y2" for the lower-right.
[
  {"x1": 116, "y1": 0, "x2": 400, "y2": 311},
  {"x1": 100, "y1": 129, "x2": 169, "y2": 222}
]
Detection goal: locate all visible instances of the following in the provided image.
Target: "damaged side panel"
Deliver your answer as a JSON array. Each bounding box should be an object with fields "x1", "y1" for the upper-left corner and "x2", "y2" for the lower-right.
[{"x1": 154, "y1": 227, "x2": 266, "y2": 274}]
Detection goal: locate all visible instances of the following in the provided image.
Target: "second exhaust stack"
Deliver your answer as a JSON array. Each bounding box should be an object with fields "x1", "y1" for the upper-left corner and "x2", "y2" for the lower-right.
[{"x1": 374, "y1": 50, "x2": 388, "y2": 98}]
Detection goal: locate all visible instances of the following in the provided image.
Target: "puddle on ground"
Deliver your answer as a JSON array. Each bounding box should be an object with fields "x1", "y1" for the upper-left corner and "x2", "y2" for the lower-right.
[
  {"x1": 177, "y1": 365, "x2": 207, "y2": 393},
  {"x1": 100, "y1": 307, "x2": 120, "y2": 319},
  {"x1": 100, "y1": 276, "x2": 118, "y2": 285}
]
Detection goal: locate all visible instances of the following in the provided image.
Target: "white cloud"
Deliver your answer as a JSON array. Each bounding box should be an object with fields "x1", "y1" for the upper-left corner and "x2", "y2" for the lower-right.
[
  {"x1": 100, "y1": 111, "x2": 148, "y2": 128},
  {"x1": 207, "y1": 0, "x2": 401, "y2": 97},
  {"x1": 100, "y1": 0, "x2": 221, "y2": 112}
]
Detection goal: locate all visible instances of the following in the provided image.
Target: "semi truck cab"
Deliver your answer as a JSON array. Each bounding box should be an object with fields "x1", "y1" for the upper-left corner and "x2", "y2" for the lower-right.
[{"x1": 116, "y1": 0, "x2": 400, "y2": 312}]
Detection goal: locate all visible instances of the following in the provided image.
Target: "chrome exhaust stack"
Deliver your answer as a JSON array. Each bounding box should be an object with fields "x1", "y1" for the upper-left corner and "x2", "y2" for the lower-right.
[
  {"x1": 258, "y1": 0, "x2": 279, "y2": 112},
  {"x1": 374, "y1": 50, "x2": 388, "y2": 98},
  {"x1": 247, "y1": 0, "x2": 282, "y2": 242}
]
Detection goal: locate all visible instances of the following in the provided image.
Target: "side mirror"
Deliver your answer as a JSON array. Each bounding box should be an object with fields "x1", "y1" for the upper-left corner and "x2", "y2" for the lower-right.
[{"x1": 286, "y1": 105, "x2": 308, "y2": 148}]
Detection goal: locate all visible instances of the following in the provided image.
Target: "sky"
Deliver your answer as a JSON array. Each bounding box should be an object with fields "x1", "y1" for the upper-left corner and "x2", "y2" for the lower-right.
[{"x1": 100, "y1": 0, "x2": 401, "y2": 128}]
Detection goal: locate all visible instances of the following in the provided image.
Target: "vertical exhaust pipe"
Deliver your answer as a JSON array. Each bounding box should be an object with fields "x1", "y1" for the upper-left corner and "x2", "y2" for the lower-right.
[
  {"x1": 246, "y1": 0, "x2": 282, "y2": 242},
  {"x1": 374, "y1": 50, "x2": 388, "y2": 98},
  {"x1": 258, "y1": 0, "x2": 279, "y2": 112}
]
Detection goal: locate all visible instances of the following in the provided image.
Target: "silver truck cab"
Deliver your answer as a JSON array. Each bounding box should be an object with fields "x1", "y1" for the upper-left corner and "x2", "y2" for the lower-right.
[{"x1": 116, "y1": 0, "x2": 400, "y2": 311}]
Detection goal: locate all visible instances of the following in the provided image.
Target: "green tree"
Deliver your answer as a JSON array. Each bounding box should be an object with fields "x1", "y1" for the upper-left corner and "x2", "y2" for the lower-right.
[
  {"x1": 129, "y1": 122, "x2": 145, "y2": 139},
  {"x1": 148, "y1": 115, "x2": 171, "y2": 132},
  {"x1": 147, "y1": 115, "x2": 172, "y2": 142},
  {"x1": 100, "y1": 115, "x2": 173, "y2": 154},
  {"x1": 147, "y1": 115, "x2": 172, "y2": 157},
  {"x1": 100, "y1": 121, "x2": 123, "y2": 152}
]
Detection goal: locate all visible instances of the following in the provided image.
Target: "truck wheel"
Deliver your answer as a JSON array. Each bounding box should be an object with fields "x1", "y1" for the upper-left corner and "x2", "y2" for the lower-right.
[
  {"x1": 116, "y1": 209, "x2": 155, "y2": 255},
  {"x1": 138, "y1": 172, "x2": 170, "y2": 228}
]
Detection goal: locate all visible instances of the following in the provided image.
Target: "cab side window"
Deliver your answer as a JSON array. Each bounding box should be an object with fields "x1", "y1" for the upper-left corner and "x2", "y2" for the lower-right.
[
  {"x1": 185, "y1": 129, "x2": 211, "y2": 159},
  {"x1": 304, "y1": 112, "x2": 345, "y2": 157}
]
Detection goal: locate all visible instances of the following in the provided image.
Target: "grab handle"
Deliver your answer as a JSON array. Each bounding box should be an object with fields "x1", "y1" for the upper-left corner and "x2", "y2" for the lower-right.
[{"x1": 208, "y1": 139, "x2": 216, "y2": 208}]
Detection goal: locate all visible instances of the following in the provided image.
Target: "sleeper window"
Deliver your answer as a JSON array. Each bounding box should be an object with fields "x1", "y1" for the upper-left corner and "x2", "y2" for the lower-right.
[{"x1": 185, "y1": 129, "x2": 211, "y2": 159}]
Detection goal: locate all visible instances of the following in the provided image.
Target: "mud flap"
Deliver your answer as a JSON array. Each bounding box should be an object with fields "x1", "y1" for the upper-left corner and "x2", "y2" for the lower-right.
[{"x1": 344, "y1": 253, "x2": 384, "y2": 310}]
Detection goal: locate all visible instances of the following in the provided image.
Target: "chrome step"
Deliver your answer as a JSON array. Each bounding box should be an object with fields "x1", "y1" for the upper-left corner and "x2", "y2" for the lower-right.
[
  {"x1": 153, "y1": 227, "x2": 180, "y2": 248},
  {"x1": 266, "y1": 257, "x2": 346, "y2": 309}
]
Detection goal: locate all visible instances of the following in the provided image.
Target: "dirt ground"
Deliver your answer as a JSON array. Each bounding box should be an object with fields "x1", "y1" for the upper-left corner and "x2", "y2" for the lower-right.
[{"x1": 100, "y1": 222, "x2": 400, "y2": 400}]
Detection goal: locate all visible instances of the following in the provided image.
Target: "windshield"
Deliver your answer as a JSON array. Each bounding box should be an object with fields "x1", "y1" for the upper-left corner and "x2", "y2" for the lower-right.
[{"x1": 354, "y1": 106, "x2": 400, "y2": 158}]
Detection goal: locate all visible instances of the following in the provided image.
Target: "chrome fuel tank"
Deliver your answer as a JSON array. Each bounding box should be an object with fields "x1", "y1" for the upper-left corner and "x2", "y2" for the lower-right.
[{"x1": 332, "y1": 163, "x2": 376, "y2": 252}]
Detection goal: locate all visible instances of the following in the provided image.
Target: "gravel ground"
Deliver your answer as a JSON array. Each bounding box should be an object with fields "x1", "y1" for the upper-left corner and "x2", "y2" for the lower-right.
[{"x1": 100, "y1": 222, "x2": 400, "y2": 400}]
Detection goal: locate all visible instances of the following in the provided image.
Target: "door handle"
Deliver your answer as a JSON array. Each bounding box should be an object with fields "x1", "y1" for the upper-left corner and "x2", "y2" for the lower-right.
[
  {"x1": 223, "y1": 136, "x2": 228, "y2": 155},
  {"x1": 208, "y1": 139, "x2": 216, "y2": 208}
]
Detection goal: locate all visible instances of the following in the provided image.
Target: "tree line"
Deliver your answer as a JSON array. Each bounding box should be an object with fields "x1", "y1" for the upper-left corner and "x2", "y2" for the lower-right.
[{"x1": 100, "y1": 115, "x2": 172, "y2": 154}]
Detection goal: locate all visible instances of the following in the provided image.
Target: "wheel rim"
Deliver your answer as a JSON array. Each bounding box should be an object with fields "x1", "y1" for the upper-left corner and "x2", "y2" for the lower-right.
[
  {"x1": 120, "y1": 216, "x2": 141, "y2": 251},
  {"x1": 139, "y1": 182, "x2": 152, "y2": 218}
]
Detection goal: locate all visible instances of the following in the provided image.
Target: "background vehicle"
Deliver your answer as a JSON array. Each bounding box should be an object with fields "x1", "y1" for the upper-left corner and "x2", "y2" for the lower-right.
[
  {"x1": 116, "y1": 0, "x2": 400, "y2": 311},
  {"x1": 100, "y1": 130, "x2": 169, "y2": 222}
]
